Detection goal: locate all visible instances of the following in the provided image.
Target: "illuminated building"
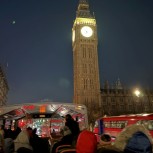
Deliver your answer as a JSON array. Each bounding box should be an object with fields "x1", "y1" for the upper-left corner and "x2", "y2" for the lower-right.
[
  {"x1": 72, "y1": 1, "x2": 153, "y2": 124},
  {"x1": 72, "y1": 0, "x2": 101, "y2": 124},
  {"x1": 0, "y1": 65, "x2": 9, "y2": 105},
  {"x1": 101, "y1": 79, "x2": 153, "y2": 116}
]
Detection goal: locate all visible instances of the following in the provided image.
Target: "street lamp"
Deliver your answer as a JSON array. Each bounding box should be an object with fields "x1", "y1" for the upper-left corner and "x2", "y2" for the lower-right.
[
  {"x1": 133, "y1": 88, "x2": 143, "y2": 114},
  {"x1": 134, "y1": 89, "x2": 141, "y2": 97}
]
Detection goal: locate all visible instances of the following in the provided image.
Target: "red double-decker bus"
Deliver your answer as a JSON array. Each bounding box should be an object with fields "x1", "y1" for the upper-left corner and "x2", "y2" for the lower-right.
[{"x1": 94, "y1": 113, "x2": 153, "y2": 142}]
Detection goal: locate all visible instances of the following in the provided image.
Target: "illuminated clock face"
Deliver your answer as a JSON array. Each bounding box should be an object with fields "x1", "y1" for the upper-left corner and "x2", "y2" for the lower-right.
[{"x1": 81, "y1": 26, "x2": 93, "y2": 37}]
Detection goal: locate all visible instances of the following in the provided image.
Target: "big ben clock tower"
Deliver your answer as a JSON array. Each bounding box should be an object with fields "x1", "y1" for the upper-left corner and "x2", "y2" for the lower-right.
[{"x1": 72, "y1": 0, "x2": 101, "y2": 123}]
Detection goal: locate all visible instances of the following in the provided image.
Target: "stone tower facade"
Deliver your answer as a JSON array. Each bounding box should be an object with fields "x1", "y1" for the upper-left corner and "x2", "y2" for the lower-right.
[
  {"x1": 0, "y1": 65, "x2": 9, "y2": 106},
  {"x1": 72, "y1": 0, "x2": 101, "y2": 123},
  {"x1": 72, "y1": 1, "x2": 153, "y2": 125}
]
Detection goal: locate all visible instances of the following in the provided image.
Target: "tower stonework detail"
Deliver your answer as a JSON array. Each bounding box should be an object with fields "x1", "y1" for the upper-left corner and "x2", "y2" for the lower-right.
[
  {"x1": 0, "y1": 65, "x2": 9, "y2": 106},
  {"x1": 72, "y1": 0, "x2": 101, "y2": 124}
]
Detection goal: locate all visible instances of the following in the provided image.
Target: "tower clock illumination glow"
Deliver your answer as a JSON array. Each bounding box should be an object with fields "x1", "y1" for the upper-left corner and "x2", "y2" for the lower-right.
[
  {"x1": 72, "y1": 0, "x2": 101, "y2": 121},
  {"x1": 81, "y1": 26, "x2": 93, "y2": 37},
  {"x1": 72, "y1": 30, "x2": 75, "y2": 42}
]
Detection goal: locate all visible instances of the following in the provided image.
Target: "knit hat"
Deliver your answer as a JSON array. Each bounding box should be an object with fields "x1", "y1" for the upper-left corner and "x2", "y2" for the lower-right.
[{"x1": 76, "y1": 130, "x2": 97, "y2": 153}]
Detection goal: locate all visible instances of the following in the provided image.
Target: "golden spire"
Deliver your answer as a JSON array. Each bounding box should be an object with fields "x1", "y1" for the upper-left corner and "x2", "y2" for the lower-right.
[{"x1": 76, "y1": 0, "x2": 94, "y2": 18}]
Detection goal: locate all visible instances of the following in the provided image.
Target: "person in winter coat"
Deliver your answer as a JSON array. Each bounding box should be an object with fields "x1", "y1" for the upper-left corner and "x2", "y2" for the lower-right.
[
  {"x1": 124, "y1": 131, "x2": 152, "y2": 153},
  {"x1": 4, "y1": 129, "x2": 14, "y2": 153},
  {"x1": 55, "y1": 130, "x2": 98, "y2": 153},
  {"x1": 51, "y1": 126, "x2": 73, "y2": 153},
  {"x1": 113, "y1": 124, "x2": 153, "y2": 153},
  {"x1": 14, "y1": 128, "x2": 33, "y2": 153},
  {"x1": 65, "y1": 114, "x2": 80, "y2": 141}
]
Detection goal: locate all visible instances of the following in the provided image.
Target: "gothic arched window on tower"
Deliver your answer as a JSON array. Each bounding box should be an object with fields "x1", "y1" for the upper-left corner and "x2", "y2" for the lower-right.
[
  {"x1": 120, "y1": 98, "x2": 123, "y2": 102},
  {"x1": 102, "y1": 97, "x2": 107, "y2": 105},
  {"x1": 90, "y1": 79, "x2": 94, "y2": 89},
  {"x1": 85, "y1": 97, "x2": 88, "y2": 107},
  {"x1": 88, "y1": 47, "x2": 92, "y2": 58},
  {"x1": 83, "y1": 64, "x2": 87, "y2": 73},
  {"x1": 111, "y1": 97, "x2": 115, "y2": 103},
  {"x1": 128, "y1": 105, "x2": 132, "y2": 111},
  {"x1": 120, "y1": 105, "x2": 125, "y2": 111},
  {"x1": 82, "y1": 46, "x2": 86, "y2": 58},
  {"x1": 84, "y1": 79, "x2": 87, "y2": 89},
  {"x1": 89, "y1": 63, "x2": 94, "y2": 74}
]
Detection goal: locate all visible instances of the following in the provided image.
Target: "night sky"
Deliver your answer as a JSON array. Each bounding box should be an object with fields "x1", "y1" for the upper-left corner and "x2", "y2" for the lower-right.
[{"x1": 0, "y1": 0, "x2": 153, "y2": 104}]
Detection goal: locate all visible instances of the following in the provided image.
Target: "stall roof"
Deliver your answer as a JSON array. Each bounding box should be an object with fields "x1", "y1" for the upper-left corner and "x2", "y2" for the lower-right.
[{"x1": 0, "y1": 102, "x2": 88, "y2": 123}]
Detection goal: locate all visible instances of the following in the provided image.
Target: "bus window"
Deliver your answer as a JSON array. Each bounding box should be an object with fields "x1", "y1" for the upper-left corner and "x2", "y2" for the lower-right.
[
  {"x1": 136, "y1": 120, "x2": 142, "y2": 125},
  {"x1": 94, "y1": 120, "x2": 98, "y2": 128},
  {"x1": 148, "y1": 120, "x2": 153, "y2": 130},
  {"x1": 104, "y1": 122, "x2": 110, "y2": 128},
  {"x1": 137, "y1": 120, "x2": 153, "y2": 131},
  {"x1": 104, "y1": 121, "x2": 127, "y2": 129}
]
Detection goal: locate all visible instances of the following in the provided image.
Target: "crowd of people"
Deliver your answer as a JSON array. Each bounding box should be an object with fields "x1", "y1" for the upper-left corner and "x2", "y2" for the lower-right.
[
  {"x1": 50, "y1": 121, "x2": 153, "y2": 153},
  {"x1": 51, "y1": 114, "x2": 80, "y2": 153},
  {"x1": 0, "y1": 123, "x2": 52, "y2": 153},
  {"x1": 0, "y1": 115, "x2": 153, "y2": 153},
  {"x1": 0, "y1": 114, "x2": 80, "y2": 153}
]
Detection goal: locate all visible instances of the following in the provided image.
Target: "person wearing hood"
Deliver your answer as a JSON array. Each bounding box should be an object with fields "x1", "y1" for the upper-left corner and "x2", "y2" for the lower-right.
[
  {"x1": 14, "y1": 127, "x2": 33, "y2": 153},
  {"x1": 113, "y1": 124, "x2": 153, "y2": 153},
  {"x1": 76, "y1": 130, "x2": 97, "y2": 153},
  {"x1": 65, "y1": 114, "x2": 80, "y2": 141}
]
